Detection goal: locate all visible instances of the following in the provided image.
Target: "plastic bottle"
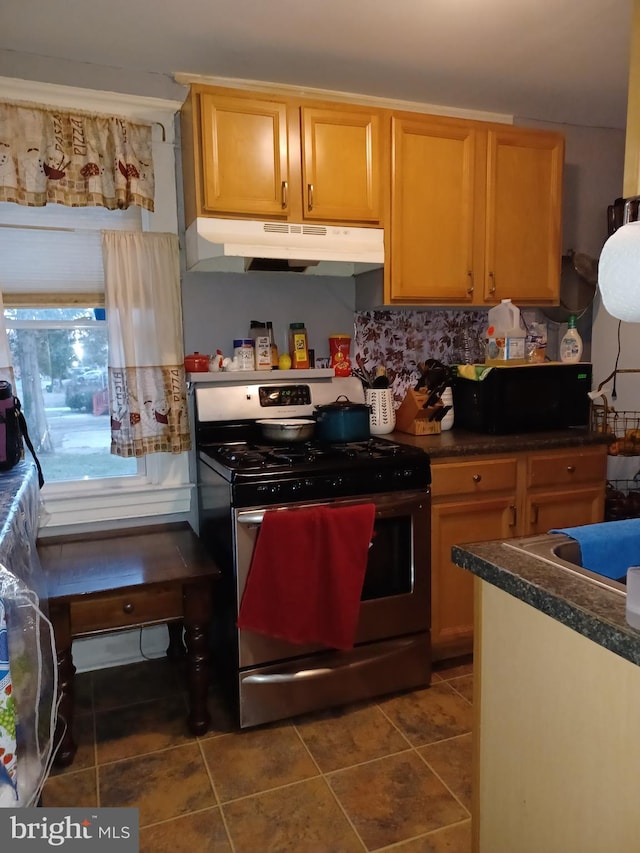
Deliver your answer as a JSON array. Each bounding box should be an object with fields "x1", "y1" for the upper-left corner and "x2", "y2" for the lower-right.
[
  {"x1": 266, "y1": 321, "x2": 279, "y2": 368},
  {"x1": 250, "y1": 321, "x2": 272, "y2": 370},
  {"x1": 559, "y1": 315, "x2": 583, "y2": 363},
  {"x1": 485, "y1": 299, "x2": 527, "y2": 365},
  {"x1": 288, "y1": 323, "x2": 310, "y2": 369}
]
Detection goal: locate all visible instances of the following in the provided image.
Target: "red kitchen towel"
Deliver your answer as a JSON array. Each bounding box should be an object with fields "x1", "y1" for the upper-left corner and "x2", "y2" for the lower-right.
[{"x1": 237, "y1": 503, "x2": 376, "y2": 650}]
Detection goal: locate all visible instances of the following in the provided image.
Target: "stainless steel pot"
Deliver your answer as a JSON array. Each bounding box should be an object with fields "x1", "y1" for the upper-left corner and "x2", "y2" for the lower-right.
[
  {"x1": 314, "y1": 396, "x2": 371, "y2": 442},
  {"x1": 256, "y1": 418, "x2": 315, "y2": 443}
]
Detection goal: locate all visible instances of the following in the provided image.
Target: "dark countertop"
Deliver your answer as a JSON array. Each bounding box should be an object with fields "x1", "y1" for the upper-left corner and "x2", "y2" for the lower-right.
[
  {"x1": 389, "y1": 426, "x2": 610, "y2": 458},
  {"x1": 451, "y1": 538, "x2": 640, "y2": 667}
]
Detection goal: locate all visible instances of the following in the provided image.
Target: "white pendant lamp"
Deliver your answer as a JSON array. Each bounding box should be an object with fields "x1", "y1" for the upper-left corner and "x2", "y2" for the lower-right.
[{"x1": 599, "y1": 206, "x2": 640, "y2": 322}]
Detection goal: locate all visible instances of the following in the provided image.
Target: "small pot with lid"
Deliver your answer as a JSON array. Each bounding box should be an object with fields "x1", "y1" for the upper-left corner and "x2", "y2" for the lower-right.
[
  {"x1": 184, "y1": 352, "x2": 210, "y2": 372},
  {"x1": 314, "y1": 395, "x2": 371, "y2": 442}
]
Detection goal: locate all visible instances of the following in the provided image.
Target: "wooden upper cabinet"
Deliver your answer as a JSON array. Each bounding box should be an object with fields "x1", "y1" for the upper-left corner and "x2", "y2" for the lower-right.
[
  {"x1": 388, "y1": 115, "x2": 482, "y2": 303},
  {"x1": 484, "y1": 127, "x2": 564, "y2": 305},
  {"x1": 385, "y1": 113, "x2": 564, "y2": 306},
  {"x1": 199, "y1": 93, "x2": 290, "y2": 217},
  {"x1": 301, "y1": 107, "x2": 381, "y2": 222},
  {"x1": 182, "y1": 86, "x2": 384, "y2": 226}
]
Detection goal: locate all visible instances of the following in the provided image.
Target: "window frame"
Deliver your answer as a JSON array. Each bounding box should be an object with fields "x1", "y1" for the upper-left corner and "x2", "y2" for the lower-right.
[{"x1": 2, "y1": 77, "x2": 192, "y2": 535}]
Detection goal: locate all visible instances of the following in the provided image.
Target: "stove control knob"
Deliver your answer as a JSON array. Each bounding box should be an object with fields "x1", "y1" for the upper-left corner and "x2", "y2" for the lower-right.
[{"x1": 331, "y1": 476, "x2": 344, "y2": 489}]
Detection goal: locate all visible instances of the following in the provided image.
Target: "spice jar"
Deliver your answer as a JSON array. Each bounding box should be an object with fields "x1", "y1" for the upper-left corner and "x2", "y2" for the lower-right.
[{"x1": 288, "y1": 323, "x2": 310, "y2": 369}]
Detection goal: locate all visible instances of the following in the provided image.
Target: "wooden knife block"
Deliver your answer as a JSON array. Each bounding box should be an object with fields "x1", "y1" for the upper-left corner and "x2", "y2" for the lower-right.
[{"x1": 395, "y1": 389, "x2": 442, "y2": 435}]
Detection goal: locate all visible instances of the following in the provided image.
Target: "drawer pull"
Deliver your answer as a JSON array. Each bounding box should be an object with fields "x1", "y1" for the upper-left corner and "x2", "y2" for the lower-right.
[
  {"x1": 122, "y1": 602, "x2": 134, "y2": 614},
  {"x1": 472, "y1": 473, "x2": 482, "y2": 483},
  {"x1": 566, "y1": 465, "x2": 576, "y2": 473}
]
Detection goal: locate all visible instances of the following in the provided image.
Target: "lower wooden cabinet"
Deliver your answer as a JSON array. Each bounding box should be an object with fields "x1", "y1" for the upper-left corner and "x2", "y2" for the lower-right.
[{"x1": 430, "y1": 444, "x2": 607, "y2": 661}]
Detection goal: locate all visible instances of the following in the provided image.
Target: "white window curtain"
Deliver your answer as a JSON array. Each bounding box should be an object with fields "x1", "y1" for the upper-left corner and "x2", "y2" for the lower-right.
[
  {"x1": 101, "y1": 231, "x2": 190, "y2": 457},
  {"x1": 0, "y1": 100, "x2": 154, "y2": 211}
]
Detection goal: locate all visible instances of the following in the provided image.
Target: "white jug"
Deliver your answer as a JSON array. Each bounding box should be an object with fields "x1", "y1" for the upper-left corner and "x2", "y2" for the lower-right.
[{"x1": 486, "y1": 299, "x2": 526, "y2": 364}]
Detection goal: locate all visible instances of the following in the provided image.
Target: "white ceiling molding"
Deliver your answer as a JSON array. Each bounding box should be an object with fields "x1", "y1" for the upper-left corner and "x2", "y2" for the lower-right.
[{"x1": 173, "y1": 72, "x2": 514, "y2": 126}]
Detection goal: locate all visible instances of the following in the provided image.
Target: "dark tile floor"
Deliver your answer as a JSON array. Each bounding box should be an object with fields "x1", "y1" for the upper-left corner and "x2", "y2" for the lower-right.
[{"x1": 43, "y1": 655, "x2": 473, "y2": 852}]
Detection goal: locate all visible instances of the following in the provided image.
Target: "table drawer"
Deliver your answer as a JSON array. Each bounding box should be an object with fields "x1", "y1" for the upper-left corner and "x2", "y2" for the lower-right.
[
  {"x1": 527, "y1": 450, "x2": 607, "y2": 489},
  {"x1": 431, "y1": 457, "x2": 518, "y2": 498},
  {"x1": 70, "y1": 583, "x2": 183, "y2": 635}
]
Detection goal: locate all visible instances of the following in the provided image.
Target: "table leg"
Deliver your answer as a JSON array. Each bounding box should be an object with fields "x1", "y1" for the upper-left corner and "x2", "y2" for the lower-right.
[
  {"x1": 50, "y1": 602, "x2": 77, "y2": 767},
  {"x1": 166, "y1": 621, "x2": 186, "y2": 659},
  {"x1": 183, "y1": 580, "x2": 212, "y2": 736}
]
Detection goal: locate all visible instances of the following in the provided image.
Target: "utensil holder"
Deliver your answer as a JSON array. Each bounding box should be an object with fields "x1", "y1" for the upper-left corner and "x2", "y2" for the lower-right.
[{"x1": 366, "y1": 389, "x2": 396, "y2": 435}]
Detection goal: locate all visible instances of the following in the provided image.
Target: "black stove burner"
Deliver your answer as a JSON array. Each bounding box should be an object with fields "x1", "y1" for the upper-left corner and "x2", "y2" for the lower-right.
[
  {"x1": 204, "y1": 437, "x2": 413, "y2": 470},
  {"x1": 197, "y1": 431, "x2": 431, "y2": 505}
]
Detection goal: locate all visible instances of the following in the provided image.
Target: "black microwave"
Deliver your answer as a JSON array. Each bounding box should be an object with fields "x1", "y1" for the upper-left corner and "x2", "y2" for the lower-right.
[{"x1": 452, "y1": 363, "x2": 593, "y2": 434}]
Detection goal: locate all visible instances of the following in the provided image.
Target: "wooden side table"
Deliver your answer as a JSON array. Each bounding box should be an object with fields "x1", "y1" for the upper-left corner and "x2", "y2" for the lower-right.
[{"x1": 38, "y1": 523, "x2": 221, "y2": 767}]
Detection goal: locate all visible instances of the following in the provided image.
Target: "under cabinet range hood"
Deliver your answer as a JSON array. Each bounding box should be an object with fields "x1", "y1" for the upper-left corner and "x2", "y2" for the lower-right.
[{"x1": 184, "y1": 217, "x2": 384, "y2": 276}]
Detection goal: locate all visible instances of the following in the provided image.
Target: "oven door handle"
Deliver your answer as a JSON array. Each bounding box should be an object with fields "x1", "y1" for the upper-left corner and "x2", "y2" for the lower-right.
[
  {"x1": 237, "y1": 511, "x2": 268, "y2": 525},
  {"x1": 236, "y1": 493, "x2": 428, "y2": 526}
]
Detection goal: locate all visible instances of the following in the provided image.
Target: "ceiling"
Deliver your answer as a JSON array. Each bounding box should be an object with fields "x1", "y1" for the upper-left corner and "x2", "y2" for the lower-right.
[{"x1": 0, "y1": 0, "x2": 634, "y2": 129}]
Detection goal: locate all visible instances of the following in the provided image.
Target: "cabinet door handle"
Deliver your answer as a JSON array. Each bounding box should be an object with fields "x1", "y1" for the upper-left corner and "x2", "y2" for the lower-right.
[
  {"x1": 488, "y1": 271, "x2": 496, "y2": 294},
  {"x1": 281, "y1": 181, "x2": 288, "y2": 209},
  {"x1": 566, "y1": 465, "x2": 576, "y2": 473},
  {"x1": 467, "y1": 270, "x2": 474, "y2": 295},
  {"x1": 307, "y1": 183, "x2": 314, "y2": 211},
  {"x1": 123, "y1": 602, "x2": 134, "y2": 614},
  {"x1": 472, "y1": 473, "x2": 482, "y2": 483},
  {"x1": 509, "y1": 504, "x2": 517, "y2": 527},
  {"x1": 531, "y1": 503, "x2": 539, "y2": 525}
]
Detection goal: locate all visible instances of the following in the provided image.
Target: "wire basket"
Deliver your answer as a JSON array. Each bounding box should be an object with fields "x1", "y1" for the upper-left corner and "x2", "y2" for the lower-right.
[
  {"x1": 590, "y1": 368, "x2": 640, "y2": 456},
  {"x1": 606, "y1": 478, "x2": 640, "y2": 520}
]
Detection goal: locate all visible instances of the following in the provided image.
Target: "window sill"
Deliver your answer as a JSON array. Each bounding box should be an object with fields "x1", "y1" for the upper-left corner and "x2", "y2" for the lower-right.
[
  {"x1": 38, "y1": 480, "x2": 194, "y2": 532},
  {"x1": 37, "y1": 453, "x2": 194, "y2": 533}
]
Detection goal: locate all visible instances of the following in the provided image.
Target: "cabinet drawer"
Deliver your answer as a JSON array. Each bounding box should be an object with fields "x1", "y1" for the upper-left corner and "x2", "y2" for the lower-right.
[
  {"x1": 70, "y1": 584, "x2": 183, "y2": 635},
  {"x1": 527, "y1": 449, "x2": 607, "y2": 489},
  {"x1": 431, "y1": 457, "x2": 518, "y2": 498}
]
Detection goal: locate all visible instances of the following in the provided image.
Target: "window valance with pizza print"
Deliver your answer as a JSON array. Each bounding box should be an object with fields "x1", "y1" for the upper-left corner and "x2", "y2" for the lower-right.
[{"x1": 0, "y1": 100, "x2": 154, "y2": 211}]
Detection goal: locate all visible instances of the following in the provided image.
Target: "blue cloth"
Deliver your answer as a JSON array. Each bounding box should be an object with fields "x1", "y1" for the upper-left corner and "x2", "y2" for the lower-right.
[{"x1": 549, "y1": 518, "x2": 640, "y2": 581}]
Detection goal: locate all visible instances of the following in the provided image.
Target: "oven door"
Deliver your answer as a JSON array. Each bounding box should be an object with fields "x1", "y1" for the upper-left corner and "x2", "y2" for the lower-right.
[{"x1": 234, "y1": 490, "x2": 430, "y2": 669}]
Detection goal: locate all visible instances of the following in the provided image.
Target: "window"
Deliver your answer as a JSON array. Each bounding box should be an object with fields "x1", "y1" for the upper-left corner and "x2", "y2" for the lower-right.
[
  {"x1": 0, "y1": 202, "x2": 142, "y2": 484},
  {"x1": 0, "y1": 81, "x2": 190, "y2": 531},
  {"x1": 4, "y1": 308, "x2": 138, "y2": 483}
]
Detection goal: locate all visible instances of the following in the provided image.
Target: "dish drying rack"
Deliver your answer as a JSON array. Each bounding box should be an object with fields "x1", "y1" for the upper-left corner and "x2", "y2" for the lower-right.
[
  {"x1": 590, "y1": 368, "x2": 640, "y2": 520},
  {"x1": 606, "y1": 476, "x2": 640, "y2": 521},
  {"x1": 590, "y1": 368, "x2": 640, "y2": 456}
]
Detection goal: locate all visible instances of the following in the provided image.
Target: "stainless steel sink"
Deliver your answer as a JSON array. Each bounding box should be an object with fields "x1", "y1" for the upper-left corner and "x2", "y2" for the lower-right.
[{"x1": 503, "y1": 533, "x2": 626, "y2": 596}]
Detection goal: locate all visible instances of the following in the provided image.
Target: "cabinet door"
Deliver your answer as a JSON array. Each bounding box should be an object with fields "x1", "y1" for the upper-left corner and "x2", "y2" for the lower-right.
[
  {"x1": 525, "y1": 485, "x2": 605, "y2": 534},
  {"x1": 431, "y1": 496, "x2": 517, "y2": 660},
  {"x1": 484, "y1": 127, "x2": 564, "y2": 304},
  {"x1": 388, "y1": 116, "x2": 483, "y2": 303},
  {"x1": 302, "y1": 107, "x2": 382, "y2": 223},
  {"x1": 199, "y1": 94, "x2": 289, "y2": 217}
]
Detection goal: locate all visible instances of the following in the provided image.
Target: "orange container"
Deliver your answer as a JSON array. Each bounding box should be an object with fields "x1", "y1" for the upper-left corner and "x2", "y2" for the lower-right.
[{"x1": 329, "y1": 335, "x2": 352, "y2": 376}]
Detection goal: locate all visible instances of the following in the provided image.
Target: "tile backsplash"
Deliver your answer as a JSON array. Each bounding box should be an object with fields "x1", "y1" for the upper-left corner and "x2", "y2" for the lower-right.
[{"x1": 353, "y1": 307, "x2": 548, "y2": 405}]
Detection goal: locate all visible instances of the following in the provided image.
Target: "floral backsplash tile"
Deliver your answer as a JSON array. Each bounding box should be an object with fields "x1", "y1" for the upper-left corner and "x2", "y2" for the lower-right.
[{"x1": 353, "y1": 307, "x2": 541, "y2": 406}]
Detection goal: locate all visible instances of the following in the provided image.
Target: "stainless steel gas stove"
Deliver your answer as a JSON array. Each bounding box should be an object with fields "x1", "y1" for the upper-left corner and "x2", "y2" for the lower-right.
[{"x1": 190, "y1": 372, "x2": 432, "y2": 728}]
